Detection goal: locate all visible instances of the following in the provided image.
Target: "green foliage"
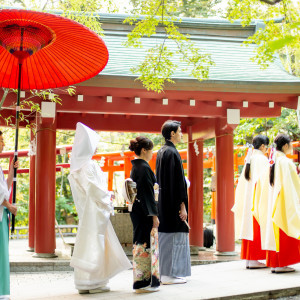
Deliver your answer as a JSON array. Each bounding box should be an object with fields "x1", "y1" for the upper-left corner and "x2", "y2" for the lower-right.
[
  {"x1": 234, "y1": 108, "x2": 300, "y2": 144},
  {"x1": 55, "y1": 196, "x2": 77, "y2": 224},
  {"x1": 0, "y1": 0, "x2": 119, "y2": 35},
  {"x1": 15, "y1": 173, "x2": 30, "y2": 226},
  {"x1": 56, "y1": 151, "x2": 77, "y2": 224},
  {"x1": 203, "y1": 168, "x2": 212, "y2": 222},
  {"x1": 124, "y1": 0, "x2": 214, "y2": 92},
  {"x1": 58, "y1": 0, "x2": 104, "y2": 36},
  {"x1": 130, "y1": 0, "x2": 222, "y2": 18},
  {"x1": 227, "y1": 0, "x2": 300, "y2": 75},
  {"x1": 0, "y1": 87, "x2": 76, "y2": 133},
  {"x1": 130, "y1": 44, "x2": 176, "y2": 92}
]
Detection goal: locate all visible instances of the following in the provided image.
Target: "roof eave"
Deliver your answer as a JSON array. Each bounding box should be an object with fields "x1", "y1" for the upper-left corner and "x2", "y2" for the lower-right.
[{"x1": 77, "y1": 75, "x2": 300, "y2": 94}]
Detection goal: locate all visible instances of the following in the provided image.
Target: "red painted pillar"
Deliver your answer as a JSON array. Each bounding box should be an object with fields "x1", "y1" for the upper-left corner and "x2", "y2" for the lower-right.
[
  {"x1": 34, "y1": 116, "x2": 57, "y2": 257},
  {"x1": 124, "y1": 156, "x2": 131, "y2": 179},
  {"x1": 187, "y1": 127, "x2": 204, "y2": 247},
  {"x1": 211, "y1": 156, "x2": 216, "y2": 223},
  {"x1": 148, "y1": 157, "x2": 155, "y2": 172},
  {"x1": 108, "y1": 159, "x2": 113, "y2": 191},
  {"x1": 215, "y1": 118, "x2": 235, "y2": 254},
  {"x1": 28, "y1": 129, "x2": 35, "y2": 251}
]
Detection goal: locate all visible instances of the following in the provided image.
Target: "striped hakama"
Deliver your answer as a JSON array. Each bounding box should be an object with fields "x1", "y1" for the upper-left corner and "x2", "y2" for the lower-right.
[{"x1": 158, "y1": 232, "x2": 191, "y2": 277}]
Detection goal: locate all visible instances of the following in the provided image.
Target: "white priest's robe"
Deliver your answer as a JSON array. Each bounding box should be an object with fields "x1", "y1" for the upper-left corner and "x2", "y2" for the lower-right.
[
  {"x1": 232, "y1": 149, "x2": 269, "y2": 241},
  {"x1": 68, "y1": 122, "x2": 131, "y2": 290}
]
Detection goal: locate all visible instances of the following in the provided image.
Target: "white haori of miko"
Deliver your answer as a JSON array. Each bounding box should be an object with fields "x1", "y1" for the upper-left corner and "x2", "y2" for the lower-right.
[{"x1": 232, "y1": 149, "x2": 269, "y2": 241}]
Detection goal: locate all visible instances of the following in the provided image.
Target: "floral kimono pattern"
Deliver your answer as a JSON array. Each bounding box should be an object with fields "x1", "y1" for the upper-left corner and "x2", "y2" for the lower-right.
[{"x1": 133, "y1": 228, "x2": 160, "y2": 289}]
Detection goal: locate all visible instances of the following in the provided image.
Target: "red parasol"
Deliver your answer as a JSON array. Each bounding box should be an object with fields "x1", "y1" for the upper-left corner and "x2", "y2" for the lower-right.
[{"x1": 0, "y1": 9, "x2": 109, "y2": 232}]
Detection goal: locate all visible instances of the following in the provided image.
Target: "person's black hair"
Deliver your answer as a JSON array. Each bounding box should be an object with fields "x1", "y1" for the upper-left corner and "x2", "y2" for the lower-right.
[
  {"x1": 270, "y1": 134, "x2": 291, "y2": 186},
  {"x1": 161, "y1": 120, "x2": 181, "y2": 141},
  {"x1": 244, "y1": 135, "x2": 270, "y2": 181},
  {"x1": 252, "y1": 135, "x2": 270, "y2": 150},
  {"x1": 129, "y1": 136, "x2": 153, "y2": 156}
]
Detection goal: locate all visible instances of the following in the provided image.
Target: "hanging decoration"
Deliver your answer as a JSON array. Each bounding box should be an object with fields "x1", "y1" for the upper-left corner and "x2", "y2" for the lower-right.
[
  {"x1": 244, "y1": 143, "x2": 253, "y2": 165},
  {"x1": 120, "y1": 144, "x2": 125, "y2": 157},
  {"x1": 99, "y1": 156, "x2": 106, "y2": 168},
  {"x1": 206, "y1": 147, "x2": 210, "y2": 158},
  {"x1": 193, "y1": 140, "x2": 199, "y2": 156},
  {"x1": 28, "y1": 137, "x2": 36, "y2": 156}
]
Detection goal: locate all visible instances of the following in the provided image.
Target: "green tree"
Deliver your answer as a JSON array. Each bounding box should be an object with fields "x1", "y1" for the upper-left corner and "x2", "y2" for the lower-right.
[
  {"x1": 124, "y1": 0, "x2": 214, "y2": 92},
  {"x1": 227, "y1": 0, "x2": 300, "y2": 75},
  {"x1": 130, "y1": 0, "x2": 222, "y2": 18},
  {"x1": 234, "y1": 108, "x2": 300, "y2": 145}
]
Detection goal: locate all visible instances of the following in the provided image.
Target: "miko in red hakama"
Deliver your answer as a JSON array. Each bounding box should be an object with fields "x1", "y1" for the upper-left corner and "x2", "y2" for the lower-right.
[
  {"x1": 266, "y1": 229, "x2": 300, "y2": 268},
  {"x1": 241, "y1": 217, "x2": 266, "y2": 261}
]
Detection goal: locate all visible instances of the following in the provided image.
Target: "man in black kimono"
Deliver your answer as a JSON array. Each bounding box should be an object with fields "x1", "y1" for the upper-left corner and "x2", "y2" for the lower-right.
[{"x1": 156, "y1": 120, "x2": 191, "y2": 285}]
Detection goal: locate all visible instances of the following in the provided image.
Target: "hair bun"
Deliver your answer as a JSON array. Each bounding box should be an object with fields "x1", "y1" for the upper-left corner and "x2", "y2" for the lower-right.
[
  {"x1": 128, "y1": 136, "x2": 154, "y2": 156},
  {"x1": 129, "y1": 138, "x2": 138, "y2": 151}
]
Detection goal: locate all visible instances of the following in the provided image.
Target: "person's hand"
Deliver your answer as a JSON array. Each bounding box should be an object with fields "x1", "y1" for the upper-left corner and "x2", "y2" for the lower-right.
[
  {"x1": 8, "y1": 204, "x2": 17, "y2": 216},
  {"x1": 152, "y1": 216, "x2": 159, "y2": 228},
  {"x1": 179, "y1": 203, "x2": 187, "y2": 221},
  {"x1": 10, "y1": 160, "x2": 19, "y2": 172}
]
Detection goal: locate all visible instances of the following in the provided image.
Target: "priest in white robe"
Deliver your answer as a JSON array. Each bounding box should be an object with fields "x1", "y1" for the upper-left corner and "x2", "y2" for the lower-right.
[{"x1": 68, "y1": 122, "x2": 131, "y2": 294}]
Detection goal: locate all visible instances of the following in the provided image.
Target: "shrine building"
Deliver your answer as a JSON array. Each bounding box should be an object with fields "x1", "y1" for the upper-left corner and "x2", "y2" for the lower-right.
[{"x1": 1, "y1": 13, "x2": 300, "y2": 256}]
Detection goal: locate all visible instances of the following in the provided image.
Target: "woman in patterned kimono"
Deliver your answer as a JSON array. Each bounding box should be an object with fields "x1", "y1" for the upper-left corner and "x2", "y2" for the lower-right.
[{"x1": 129, "y1": 136, "x2": 160, "y2": 294}]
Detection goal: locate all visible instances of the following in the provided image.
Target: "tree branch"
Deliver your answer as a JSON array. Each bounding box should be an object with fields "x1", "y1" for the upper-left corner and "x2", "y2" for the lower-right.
[
  {"x1": 0, "y1": 88, "x2": 9, "y2": 110},
  {"x1": 153, "y1": 35, "x2": 167, "y2": 73},
  {"x1": 259, "y1": 0, "x2": 283, "y2": 5},
  {"x1": 42, "y1": 0, "x2": 50, "y2": 11}
]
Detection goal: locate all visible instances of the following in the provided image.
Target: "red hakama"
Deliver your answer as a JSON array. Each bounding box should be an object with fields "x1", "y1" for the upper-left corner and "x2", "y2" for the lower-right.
[
  {"x1": 241, "y1": 217, "x2": 265, "y2": 260},
  {"x1": 266, "y1": 229, "x2": 300, "y2": 268}
]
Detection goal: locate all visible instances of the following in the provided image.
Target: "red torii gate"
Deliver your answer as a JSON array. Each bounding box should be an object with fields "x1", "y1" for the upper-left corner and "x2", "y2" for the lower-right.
[{"x1": 1, "y1": 14, "x2": 300, "y2": 257}]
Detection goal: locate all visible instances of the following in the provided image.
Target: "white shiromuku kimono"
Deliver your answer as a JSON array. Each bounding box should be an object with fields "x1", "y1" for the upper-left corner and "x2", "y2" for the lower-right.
[
  {"x1": 68, "y1": 122, "x2": 131, "y2": 290},
  {"x1": 232, "y1": 149, "x2": 269, "y2": 241}
]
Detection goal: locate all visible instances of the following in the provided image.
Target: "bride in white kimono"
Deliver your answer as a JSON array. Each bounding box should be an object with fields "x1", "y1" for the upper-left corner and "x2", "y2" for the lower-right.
[{"x1": 68, "y1": 122, "x2": 131, "y2": 294}]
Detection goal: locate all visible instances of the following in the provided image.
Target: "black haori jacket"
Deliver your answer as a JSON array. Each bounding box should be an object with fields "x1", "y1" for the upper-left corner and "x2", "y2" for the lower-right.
[{"x1": 156, "y1": 140, "x2": 189, "y2": 233}]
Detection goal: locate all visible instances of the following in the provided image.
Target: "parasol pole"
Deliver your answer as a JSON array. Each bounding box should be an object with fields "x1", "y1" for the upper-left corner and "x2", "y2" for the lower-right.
[
  {"x1": 11, "y1": 28, "x2": 24, "y2": 233},
  {"x1": 11, "y1": 62, "x2": 22, "y2": 233}
]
